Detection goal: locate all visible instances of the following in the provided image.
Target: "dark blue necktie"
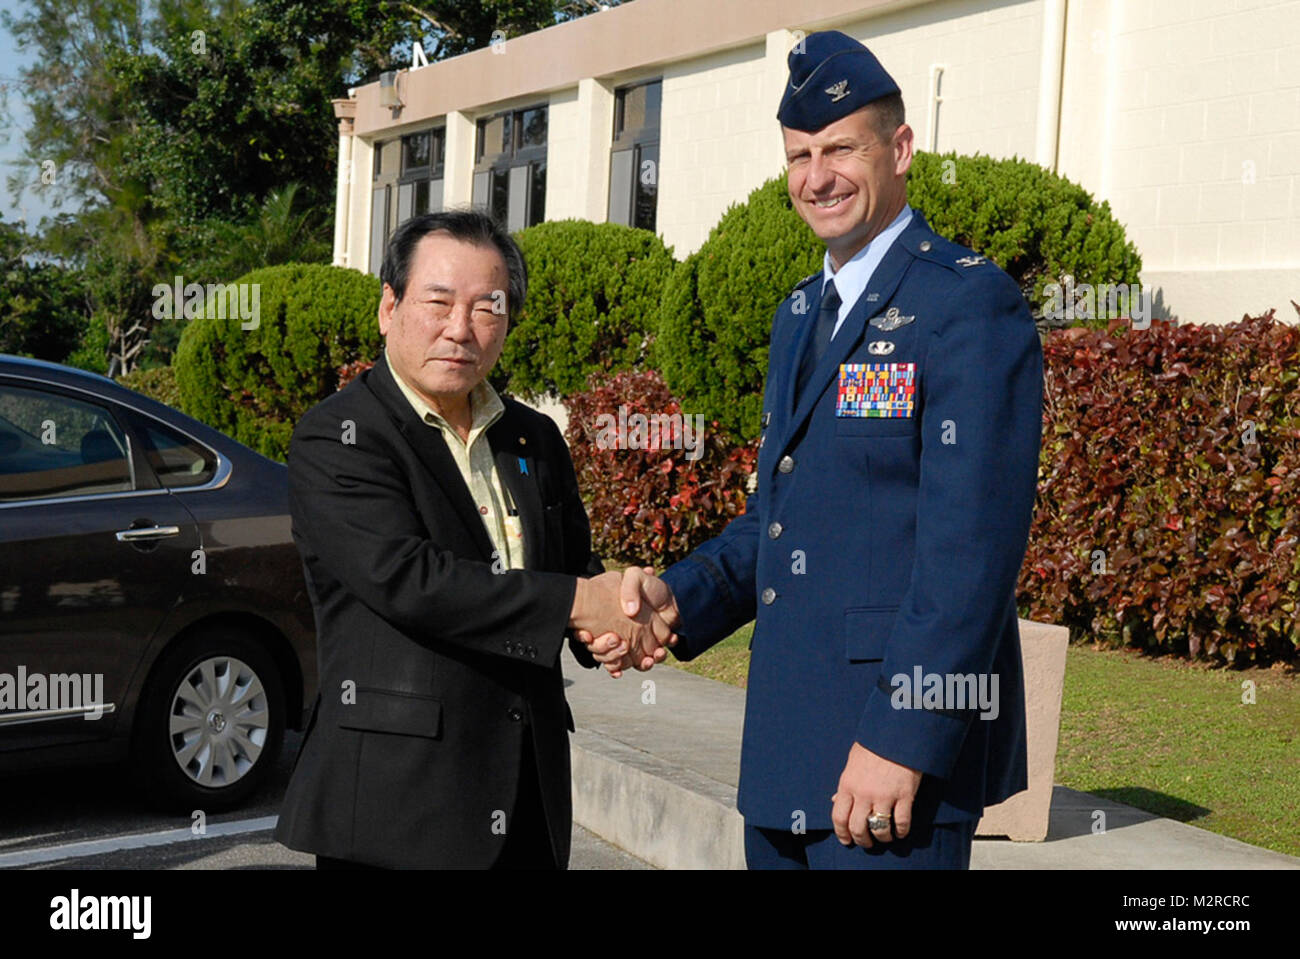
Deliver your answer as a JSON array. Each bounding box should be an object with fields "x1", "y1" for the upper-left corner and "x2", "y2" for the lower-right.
[{"x1": 795, "y1": 279, "x2": 841, "y2": 402}]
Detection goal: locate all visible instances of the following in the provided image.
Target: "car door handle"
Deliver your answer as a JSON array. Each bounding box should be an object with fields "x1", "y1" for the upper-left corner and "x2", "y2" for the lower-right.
[{"x1": 115, "y1": 525, "x2": 181, "y2": 542}]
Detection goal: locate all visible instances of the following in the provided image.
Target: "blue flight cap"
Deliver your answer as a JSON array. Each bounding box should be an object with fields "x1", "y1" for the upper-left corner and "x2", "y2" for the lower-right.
[{"x1": 777, "y1": 30, "x2": 901, "y2": 132}]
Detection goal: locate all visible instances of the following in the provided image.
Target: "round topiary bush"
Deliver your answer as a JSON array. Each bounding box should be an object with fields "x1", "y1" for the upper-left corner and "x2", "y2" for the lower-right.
[
  {"x1": 500, "y1": 219, "x2": 674, "y2": 400},
  {"x1": 653, "y1": 176, "x2": 822, "y2": 444},
  {"x1": 907, "y1": 150, "x2": 1142, "y2": 322},
  {"x1": 173, "y1": 263, "x2": 382, "y2": 461},
  {"x1": 654, "y1": 157, "x2": 1143, "y2": 442}
]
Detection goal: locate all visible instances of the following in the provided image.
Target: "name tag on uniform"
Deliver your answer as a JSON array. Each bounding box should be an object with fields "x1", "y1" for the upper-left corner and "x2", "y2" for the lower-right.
[{"x1": 837, "y1": 363, "x2": 916, "y2": 418}]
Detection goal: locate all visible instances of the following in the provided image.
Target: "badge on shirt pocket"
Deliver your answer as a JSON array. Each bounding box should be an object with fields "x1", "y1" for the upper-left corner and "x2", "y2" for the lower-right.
[{"x1": 836, "y1": 362, "x2": 916, "y2": 418}]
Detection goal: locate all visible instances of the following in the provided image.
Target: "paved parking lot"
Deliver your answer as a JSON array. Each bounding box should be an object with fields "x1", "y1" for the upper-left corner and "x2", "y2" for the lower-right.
[{"x1": 0, "y1": 731, "x2": 652, "y2": 870}]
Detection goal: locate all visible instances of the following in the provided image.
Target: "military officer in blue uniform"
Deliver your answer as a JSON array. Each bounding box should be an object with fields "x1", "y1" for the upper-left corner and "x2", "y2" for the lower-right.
[{"x1": 602, "y1": 31, "x2": 1043, "y2": 869}]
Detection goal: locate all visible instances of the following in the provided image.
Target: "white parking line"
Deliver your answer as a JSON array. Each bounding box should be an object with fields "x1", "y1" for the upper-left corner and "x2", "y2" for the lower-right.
[{"x1": 0, "y1": 815, "x2": 279, "y2": 868}]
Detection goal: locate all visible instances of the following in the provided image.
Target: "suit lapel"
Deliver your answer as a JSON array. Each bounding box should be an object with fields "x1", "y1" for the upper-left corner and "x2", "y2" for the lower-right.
[
  {"x1": 364, "y1": 354, "x2": 496, "y2": 561},
  {"x1": 489, "y1": 414, "x2": 544, "y2": 571},
  {"x1": 783, "y1": 219, "x2": 925, "y2": 445}
]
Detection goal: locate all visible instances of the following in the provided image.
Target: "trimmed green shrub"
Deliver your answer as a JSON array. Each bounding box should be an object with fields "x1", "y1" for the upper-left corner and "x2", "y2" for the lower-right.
[
  {"x1": 1019, "y1": 310, "x2": 1300, "y2": 666},
  {"x1": 118, "y1": 365, "x2": 181, "y2": 409},
  {"x1": 653, "y1": 176, "x2": 821, "y2": 443},
  {"x1": 501, "y1": 220, "x2": 674, "y2": 399},
  {"x1": 173, "y1": 263, "x2": 382, "y2": 461},
  {"x1": 908, "y1": 151, "x2": 1142, "y2": 324},
  {"x1": 655, "y1": 158, "x2": 1142, "y2": 441}
]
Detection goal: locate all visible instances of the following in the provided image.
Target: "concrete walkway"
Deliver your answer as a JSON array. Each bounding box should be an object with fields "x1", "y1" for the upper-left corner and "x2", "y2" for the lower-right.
[{"x1": 564, "y1": 657, "x2": 1300, "y2": 870}]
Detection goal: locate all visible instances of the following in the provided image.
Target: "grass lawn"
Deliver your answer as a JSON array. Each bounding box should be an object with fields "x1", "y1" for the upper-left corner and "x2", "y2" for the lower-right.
[{"x1": 664, "y1": 625, "x2": 1300, "y2": 857}]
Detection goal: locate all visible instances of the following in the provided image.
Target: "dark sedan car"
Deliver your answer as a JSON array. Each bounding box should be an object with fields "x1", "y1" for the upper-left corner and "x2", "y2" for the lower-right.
[{"x1": 0, "y1": 354, "x2": 317, "y2": 810}]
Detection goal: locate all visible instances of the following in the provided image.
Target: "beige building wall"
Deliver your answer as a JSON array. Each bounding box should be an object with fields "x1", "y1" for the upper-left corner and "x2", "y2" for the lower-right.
[
  {"x1": 842, "y1": 0, "x2": 1046, "y2": 161},
  {"x1": 1059, "y1": 0, "x2": 1300, "y2": 322},
  {"x1": 657, "y1": 42, "x2": 782, "y2": 256},
  {"x1": 656, "y1": 0, "x2": 1049, "y2": 256}
]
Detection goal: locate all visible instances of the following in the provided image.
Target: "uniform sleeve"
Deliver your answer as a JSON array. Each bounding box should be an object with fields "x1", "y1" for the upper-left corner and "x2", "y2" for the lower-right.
[
  {"x1": 288, "y1": 407, "x2": 577, "y2": 666},
  {"x1": 854, "y1": 270, "x2": 1042, "y2": 778},
  {"x1": 659, "y1": 494, "x2": 762, "y2": 661}
]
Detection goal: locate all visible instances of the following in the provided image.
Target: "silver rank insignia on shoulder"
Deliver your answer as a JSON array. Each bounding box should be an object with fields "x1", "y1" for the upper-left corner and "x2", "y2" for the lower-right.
[
  {"x1": 869, "y1": 306, "x2": 915, "y2": 331},
  {"x1": 825, "y1": 80, "x2": 850, "y2": 102},
  {"x1": 956, "y1": 255, "x2": 987, "y2": 267},
  {"x1": 867, "y1": 340, "x2": 896, "y2": 356}
]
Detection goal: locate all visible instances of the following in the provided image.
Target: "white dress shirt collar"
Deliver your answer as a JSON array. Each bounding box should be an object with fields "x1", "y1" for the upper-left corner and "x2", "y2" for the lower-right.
[{"x1": 822, "y1": 204, "x2": 914, "y2": 338}]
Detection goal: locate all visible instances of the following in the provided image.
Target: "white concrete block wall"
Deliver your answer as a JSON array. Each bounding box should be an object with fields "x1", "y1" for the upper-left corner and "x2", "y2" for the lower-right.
[
  {"x1": 1099, "y1": 0, "x2": 1300, "y2": 320},
  {"x1": 839, "y1": 0, "x2": 1045, "y2": 162},
  {"x1": 544, "y1": 87, "x2": 585, "y2": 221},
  {"x1": 657, "y1": 43, "x2": 785, "y2": 256}
]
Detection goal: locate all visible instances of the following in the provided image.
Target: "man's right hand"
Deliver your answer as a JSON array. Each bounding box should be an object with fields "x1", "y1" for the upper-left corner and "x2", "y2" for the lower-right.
[
  {"x1": 569, "y1": 569, "x2": 679, "y2": 671},
  {"x1": 573, "y1": 567, "x2": 682, "y2": 677}
]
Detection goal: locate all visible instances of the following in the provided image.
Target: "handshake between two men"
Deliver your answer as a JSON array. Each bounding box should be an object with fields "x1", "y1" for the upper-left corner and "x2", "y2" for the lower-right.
[{"x1": 567, "y1": 568, "x2": 678, "y2": 679}]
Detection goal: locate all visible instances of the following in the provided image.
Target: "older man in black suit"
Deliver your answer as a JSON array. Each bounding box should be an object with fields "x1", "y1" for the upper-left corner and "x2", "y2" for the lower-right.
[{"x1": 273, "y1": 210, "x2": 675, "y2": 869}]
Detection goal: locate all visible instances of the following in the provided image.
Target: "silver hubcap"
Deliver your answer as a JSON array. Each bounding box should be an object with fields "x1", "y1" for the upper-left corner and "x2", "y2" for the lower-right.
[{"x1": 168, "y1": 656, "x2": 268, "y2": 787}]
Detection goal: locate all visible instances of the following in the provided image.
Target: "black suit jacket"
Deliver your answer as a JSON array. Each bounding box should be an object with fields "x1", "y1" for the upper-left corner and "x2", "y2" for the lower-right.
[{"x1": 273, "y1": 354, "x2": 601, "y2": 868}]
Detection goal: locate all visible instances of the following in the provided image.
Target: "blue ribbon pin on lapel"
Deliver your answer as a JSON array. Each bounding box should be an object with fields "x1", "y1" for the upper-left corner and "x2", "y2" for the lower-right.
[{"x1": 518, "y1": 457, "x2": 528, "y2": 476}]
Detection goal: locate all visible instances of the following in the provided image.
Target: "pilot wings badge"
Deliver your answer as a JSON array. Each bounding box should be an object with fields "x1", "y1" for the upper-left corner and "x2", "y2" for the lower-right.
[
  {"x1": 868, "y1": 306, "x2": 915, "y2": 332},
  {"x1": 825, "y1": 80, "x2": 850, "y2": 103}
]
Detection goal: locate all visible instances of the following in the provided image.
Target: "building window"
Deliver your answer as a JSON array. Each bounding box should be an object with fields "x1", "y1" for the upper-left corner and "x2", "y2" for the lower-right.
[
  {"x1": 472, "y1": 104, "x2": 547, "y2": 231},
  {"x1": 609, "y1": 79, "x2": 661, "y2": 232},
  {"x1": 397, "y1": 128, "x2": 446, "y2": 226}
]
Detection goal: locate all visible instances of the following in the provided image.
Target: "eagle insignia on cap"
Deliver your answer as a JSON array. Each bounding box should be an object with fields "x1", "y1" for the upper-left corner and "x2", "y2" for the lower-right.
[{"x1": 824, "y1": 80, "x2": 850, "y2": 102}]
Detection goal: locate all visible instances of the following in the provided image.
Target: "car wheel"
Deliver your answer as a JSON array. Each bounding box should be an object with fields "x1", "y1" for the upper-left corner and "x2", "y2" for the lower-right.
[{"x1": 131, "y1": 627, "x2": 285, "y2": 811}]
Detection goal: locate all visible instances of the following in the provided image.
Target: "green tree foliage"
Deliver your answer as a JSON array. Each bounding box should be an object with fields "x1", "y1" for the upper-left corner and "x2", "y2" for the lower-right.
[
  {"x1": 192, "y1": 183, "x2": 332, "y2": 280},
  {"x1": 0, "y1": 217, "x2": 88, "y2": 363},
  {"x1": 501, "y1": 220, "x2": 673, "y2": 399},
  {"x1": 172, "y1": 263, "x2": 382, "y2": 460},
  {"x1": 655, "y1": 157, "x2": 1144, "y2": 442},
  {"x1": 142, "y1": 182, "x2": 332, "y2": 366},
  {"x1": 414, "y1": 1, "x2": 630, "y2": 58},
  {"x1": 3, "y1": 0, "x2": 631, "y2": 374}
]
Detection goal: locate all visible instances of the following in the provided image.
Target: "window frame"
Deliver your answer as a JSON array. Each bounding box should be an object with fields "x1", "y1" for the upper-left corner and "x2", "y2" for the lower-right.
[
  {"x1": 609, "y1": 79, "x2": 663, "y2": 231},
  {"x1": 474, "y1": 103, "x2": 548, "y2": 229}
]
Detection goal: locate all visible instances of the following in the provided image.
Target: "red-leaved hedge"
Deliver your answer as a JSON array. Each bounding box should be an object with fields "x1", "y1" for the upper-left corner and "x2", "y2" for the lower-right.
[
  {"x1": 1018, "y1": 309, "x2": 1300, "y2": 665},
  {"x1": 563, "y1": 369, "x2": 758, "y2": 566}
]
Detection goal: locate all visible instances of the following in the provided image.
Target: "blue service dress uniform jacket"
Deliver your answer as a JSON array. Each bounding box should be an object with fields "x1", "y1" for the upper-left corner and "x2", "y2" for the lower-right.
[{"x1": 659, "y1": 210, "x2": 1043, "y2": 829}]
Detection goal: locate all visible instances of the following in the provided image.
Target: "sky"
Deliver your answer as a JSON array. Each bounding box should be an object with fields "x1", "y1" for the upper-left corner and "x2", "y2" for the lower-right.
[{"x1": 0, "y1": 0, "x2": 69, "y2": 228}]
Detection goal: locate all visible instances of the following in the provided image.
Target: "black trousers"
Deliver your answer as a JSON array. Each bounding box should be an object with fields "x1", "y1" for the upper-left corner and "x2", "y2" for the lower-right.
[{"x1": 315, "y1": 736, "x2": 558, "y2": 871}]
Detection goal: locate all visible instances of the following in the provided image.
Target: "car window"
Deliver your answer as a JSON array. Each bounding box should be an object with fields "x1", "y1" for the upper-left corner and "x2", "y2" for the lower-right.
[
  {"x1": 136, "y1": 418, "x2": 217, "y2": 488},
  {"x1": 0, "y1": 385, "x2": 133, "y2": 501}
]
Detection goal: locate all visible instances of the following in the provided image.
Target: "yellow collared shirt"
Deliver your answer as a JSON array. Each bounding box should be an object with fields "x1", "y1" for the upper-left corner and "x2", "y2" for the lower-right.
[{"x1": 385, "y1": 349, "x2": 526, "y2": 571}]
